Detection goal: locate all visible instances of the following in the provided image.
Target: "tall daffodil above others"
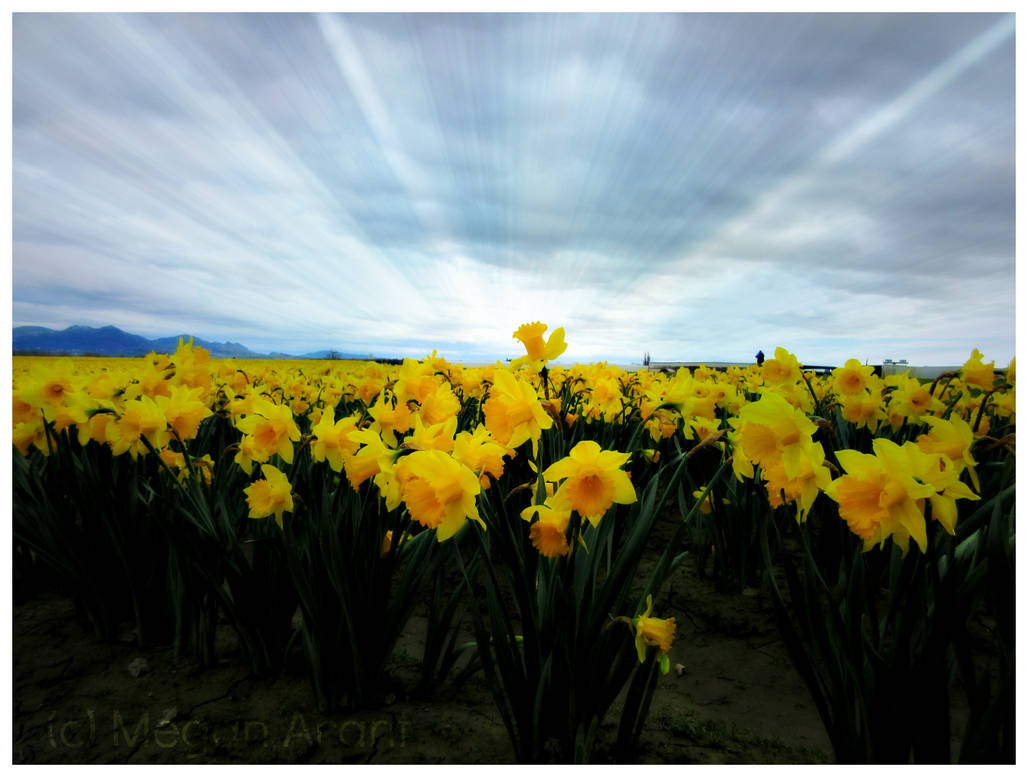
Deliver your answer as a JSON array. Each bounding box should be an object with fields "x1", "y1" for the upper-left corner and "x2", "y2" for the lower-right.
[
  {"x1": 961, "y1": 348, "x2": 996, "y2": 390},
  {"x1": 761, "y1": 347, "x2": 803, "y2": 386},
  {"x1": 509, "y1": 321, "x2": 567, "y2": 372}
]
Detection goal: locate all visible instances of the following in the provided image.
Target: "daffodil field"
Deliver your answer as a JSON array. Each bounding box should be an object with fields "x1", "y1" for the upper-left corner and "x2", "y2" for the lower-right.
[{"x1": 12, "y1": 323, "x2": 1015, "y2": 763}]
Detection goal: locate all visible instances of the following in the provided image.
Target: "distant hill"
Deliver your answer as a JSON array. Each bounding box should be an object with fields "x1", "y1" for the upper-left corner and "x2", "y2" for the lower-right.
[
  {"x1": 13, "y1": 325, "x2": 156, "y2": 357},
  {"x1": 149, "y1": 334, "x2": 256, "y2": 358},
  {"x1": 11, "y1": 325, "x2": 367, "y2": 360}
]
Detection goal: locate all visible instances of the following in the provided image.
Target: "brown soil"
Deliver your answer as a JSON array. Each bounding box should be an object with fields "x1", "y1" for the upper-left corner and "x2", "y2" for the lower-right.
[{"x1": 13, "y1": 547, "x2": 834, "y2": 765}]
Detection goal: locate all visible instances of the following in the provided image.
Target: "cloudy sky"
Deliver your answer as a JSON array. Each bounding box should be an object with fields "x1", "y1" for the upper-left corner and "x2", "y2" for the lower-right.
[{"x1": 12, "y1": 12, "x2": 1016, "y2": 365}]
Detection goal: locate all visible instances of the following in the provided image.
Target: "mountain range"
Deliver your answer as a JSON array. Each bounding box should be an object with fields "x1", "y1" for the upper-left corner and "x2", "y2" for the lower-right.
[{"x1": 12, "y1": 325, "x2": 369, "y2": 360}]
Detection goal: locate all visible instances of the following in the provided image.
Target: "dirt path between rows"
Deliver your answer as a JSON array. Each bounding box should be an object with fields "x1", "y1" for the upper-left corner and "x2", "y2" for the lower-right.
[{"x1": 13, "y1": 545, "x2": 835, "y2": 765}]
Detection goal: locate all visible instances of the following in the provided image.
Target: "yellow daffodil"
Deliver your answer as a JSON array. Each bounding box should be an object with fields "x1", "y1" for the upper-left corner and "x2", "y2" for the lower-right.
[
  {"x1": 542, "y1": 440, "x2": 636, "y2": 525},
  {"x1": 392, "y1": 357, "x2": 441, "y2": 406},
  {"x1": 633, "y1": 595, "x2": 676, "y2": 674},
  {"x1": 39, "y1": 390, "x2": 91, "y2": 435},
  {"x1": 729, "y1": 390, "x2": 818, "y2": 480},
  {"x1": 76, "y1": 401, "x2": 117, "y2": 447},
  {"x1": 234, "y1": 434, "x2": 263, "y2": 475},
  {"x1": 509, "y1": 321, "x2": 567, "y2": 372},
  {"x1": 125, "y1": 361, "x2": 174, "y2": 400},
  {"x1": 839, "y1": 387, "x2": 888, "y2": 432},
  {"x1": 826, "y1": 439, "x2": 941, "y2": 555},
  {"x1": 961, "y1": 348, "x2": 996, "y2": 390},
  {"x1": 244, "y1": 464, "x2": 294, "y2": 529},
  {"x1": 12, "y1": 390, "x2": 38, "y2": 428},
  {"x1": 916, "y1": 414, "x2": 979, "y2": 491},
  {"x1": 160, "y1": 448, "x2": 186, "y2": 471},
  {"x1": 482, "y1": 368, "x2": 553, "y2": 456},
  {"x1": 521, "y1": 492, "x2": 573, "y2": 558},
  {"x1": 726, "y1": 429, "x2": 754, "y2": 482},
  {"x1": 644, "y1": 408, "x2": 679, "y2": 441},
  {"x1": 401, "y1": 414, "x2": 457, "y2": 453},
  {"x1": 155, "y1": 385, "x2": 212, "y2": 442},
  {"x1": 395, "y1": 449, "x2": 484, "y2": 541},
  {"x1": 107, "y1": 395, "x2": 171, "y2": 458},
  {"x1": 380, "y1": 529, "x2": 407, "y2": 558},
  {"x1": 584, "y1": 375, "x2": 624, "y2": 421},
  {"x1": 18, "y1": 364, "x2": 78, "y2": 410},
  {"x1": 686, "y1": 415, "x2": 721, "y2": 443},
  {"x1": 832, "y1": 359, "x2": 876, "y2": 396},
  {"x1": 761, "y1": 439, "x2": 833, "y2": 522},
  {"x1": 169, "y1": 338, "x2": 212, "y2": 390},
  {"x1": 762, "y1": 347, "x2": 802, "y2": 386},
  {"x1": 886, "y1": 376, "x2": 944, "y2": 428},
  {"x1": 367, "y1": 392, "x2": 414, "y2": 447},
  {"x1": 234, "y1": 398, "x2": 301, "y2": 464},
  {"x1": 343, "y1": 428, "x2": 391, "y2": 490},
  {"x1": 310, "y1": 412, "x2": 361, "y2": 473},
  {"x1": 692, "y1": 487, "x2": 731, "y2": 516},
  {"x1": 13, "y1": 419, "x2": 47, "y2": 456},
  {"x1": 417, "y1": 381, "x2": 461, "y2": 427},
  {"x1": 452, "y1": 424, "x2": 508, "y2": 488}
]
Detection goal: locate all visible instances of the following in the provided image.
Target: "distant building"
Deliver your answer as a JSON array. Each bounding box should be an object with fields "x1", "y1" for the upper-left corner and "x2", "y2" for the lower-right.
[{"x1": 881, "y1": 360, "x2": 959, "y2": 380}]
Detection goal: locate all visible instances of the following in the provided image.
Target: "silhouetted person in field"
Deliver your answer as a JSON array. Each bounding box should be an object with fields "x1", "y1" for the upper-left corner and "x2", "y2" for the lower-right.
[{"x1": 755, "y1": 350, "x2": 765, "y2": 366}]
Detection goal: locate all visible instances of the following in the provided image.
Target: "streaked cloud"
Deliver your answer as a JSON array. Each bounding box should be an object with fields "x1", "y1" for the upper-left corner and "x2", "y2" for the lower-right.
[{"x1": 12, "y1": 12, "x2": 1015, "y2": 365}]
